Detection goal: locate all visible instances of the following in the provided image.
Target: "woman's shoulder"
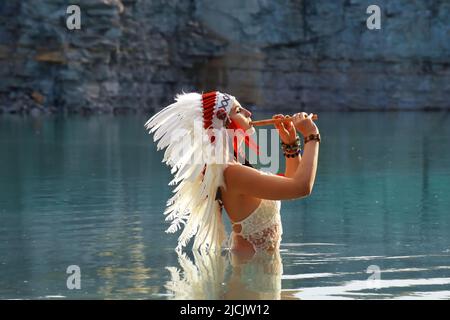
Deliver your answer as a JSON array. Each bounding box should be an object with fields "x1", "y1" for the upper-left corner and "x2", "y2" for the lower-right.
[
  {"x1": 224, "y1": 164, "x2": 279, "y2": 183},
  {"x1": 225, "y1": 162, "x2": 271, "y2": 174},
  {"x1": 223, "y1": 161, "x2": 246, "y2": 177}
]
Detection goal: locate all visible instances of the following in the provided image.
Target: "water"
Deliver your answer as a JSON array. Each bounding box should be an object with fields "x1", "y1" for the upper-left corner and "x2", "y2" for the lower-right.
[{"x1": 0, "y1": 111, "x2": 449, "y2": 299}]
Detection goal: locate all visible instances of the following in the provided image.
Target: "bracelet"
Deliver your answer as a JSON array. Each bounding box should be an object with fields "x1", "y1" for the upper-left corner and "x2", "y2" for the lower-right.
[
  {"x1": 304, "y1": 133, "x2": 321, "y2": 144},
  {"x1": 281, "y1": 136, "x2": 302, "y2": 158},
  {"x1": 284, "y1": 149, "x2": 300, "y2": 158},
  {"x1": 281, "y1": 136, "x2": 300, "y2": 151}
]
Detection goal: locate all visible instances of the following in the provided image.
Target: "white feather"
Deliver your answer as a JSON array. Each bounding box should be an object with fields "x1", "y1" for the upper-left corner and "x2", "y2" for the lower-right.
[{"x1": 144, "y1": 92, "x2": 235, "y2": 251}]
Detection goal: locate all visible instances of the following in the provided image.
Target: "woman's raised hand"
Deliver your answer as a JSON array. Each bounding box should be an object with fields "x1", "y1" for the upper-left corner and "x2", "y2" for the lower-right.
[
  {"x1": 292, "y1": 112, "x2": 319, "y2": 137},
  {"x1": 273, "y1": 114, "x2": 297, "y2": 144}
]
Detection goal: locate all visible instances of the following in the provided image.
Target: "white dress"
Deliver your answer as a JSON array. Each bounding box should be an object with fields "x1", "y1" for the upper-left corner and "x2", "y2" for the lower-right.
[
  {"x1": 229, "y1": 198, "x2": 283, "y2": 252},
  {"x1": 227, "y1": 198, "x2": 284, "y2": 298}
]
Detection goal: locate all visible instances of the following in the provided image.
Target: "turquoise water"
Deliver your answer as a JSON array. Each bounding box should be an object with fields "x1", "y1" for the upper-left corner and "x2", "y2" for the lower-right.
[{"x1": 1, "y1": 111, "x2": 450, "y2": 299}]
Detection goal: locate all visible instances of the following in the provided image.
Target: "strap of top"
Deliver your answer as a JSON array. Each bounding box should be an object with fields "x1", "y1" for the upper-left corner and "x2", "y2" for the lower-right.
[{"x1": 230, "y1": 199, "x2": 265, "y2": 227}]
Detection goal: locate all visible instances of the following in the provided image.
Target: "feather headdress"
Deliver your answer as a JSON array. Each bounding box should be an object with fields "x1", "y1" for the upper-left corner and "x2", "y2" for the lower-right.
[{"x1": 145, "y1": 91, "x2": 244, "y2": 252}]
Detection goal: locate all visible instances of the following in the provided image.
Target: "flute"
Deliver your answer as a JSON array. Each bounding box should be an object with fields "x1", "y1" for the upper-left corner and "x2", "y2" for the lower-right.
[{"x1": 250, "y1": 113, "x2": 318, "y2": 127}]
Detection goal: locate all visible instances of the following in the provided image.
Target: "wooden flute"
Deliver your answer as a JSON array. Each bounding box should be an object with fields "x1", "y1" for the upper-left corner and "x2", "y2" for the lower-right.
[{"x1": 250, "y1": 113, "x2": 318, "y2": 127}]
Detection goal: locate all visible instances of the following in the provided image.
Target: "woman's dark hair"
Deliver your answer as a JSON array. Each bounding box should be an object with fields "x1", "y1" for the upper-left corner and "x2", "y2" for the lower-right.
[{"x1": 233, "y1": 150, "x2": 254, "y2": 168}]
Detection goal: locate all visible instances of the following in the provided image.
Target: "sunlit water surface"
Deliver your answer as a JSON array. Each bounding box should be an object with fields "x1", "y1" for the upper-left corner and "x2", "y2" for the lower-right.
[{"x1": 1, "y1": 111, "x2": 449, "y2": 299}]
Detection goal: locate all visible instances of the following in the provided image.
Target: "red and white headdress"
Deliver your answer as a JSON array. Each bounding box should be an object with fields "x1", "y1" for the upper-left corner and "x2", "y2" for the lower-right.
[{"x1": 145, "y1": 91, "x2": 250, "y2": 252}]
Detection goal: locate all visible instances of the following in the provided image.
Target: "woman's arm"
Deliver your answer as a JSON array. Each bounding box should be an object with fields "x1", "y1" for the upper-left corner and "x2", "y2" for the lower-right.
[
  {"x1": 284, "y1": 153, "x2": 301, "y2": 178},
  {"x1": 224, "y1": 138, "x2": 319, "y2": 200},
  {"x1": 272, "y1": 114, "x2": 302, "y2": 178}
]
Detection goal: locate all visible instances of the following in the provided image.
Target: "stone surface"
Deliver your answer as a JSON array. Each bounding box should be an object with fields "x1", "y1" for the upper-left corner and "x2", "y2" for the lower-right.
[{"x1": 0, "y1": 0, "x2": 449, "y2": 114}]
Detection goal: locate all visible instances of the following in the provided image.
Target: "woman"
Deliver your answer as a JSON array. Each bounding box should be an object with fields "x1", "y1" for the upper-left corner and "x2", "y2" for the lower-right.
[
  {"x1": 145, "y1": 91, "x2": 320, "y2": 255},
  {"x1": 222, "y1": 99, "x2": 320, "y2": 257}
]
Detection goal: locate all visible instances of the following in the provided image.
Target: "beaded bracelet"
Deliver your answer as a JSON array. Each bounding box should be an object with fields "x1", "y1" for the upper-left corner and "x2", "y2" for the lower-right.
[
  {"x1": 304, "y1": 133, "x2": 321, "y2": 144},
  {"x1": 281, "y1": 137, "x2": 300, "y2": 151},
  {"x1": 284, "y1": 149, "x2": 301, "y2": 158},
  {"x1": 281, "y1": 137, "x2": 302, "y2": 158}
]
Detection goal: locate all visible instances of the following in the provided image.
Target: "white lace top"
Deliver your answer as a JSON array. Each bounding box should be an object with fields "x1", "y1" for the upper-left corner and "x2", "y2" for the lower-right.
[{"x1": 230, "y1": 198, "x2": 282, "y2": 252}]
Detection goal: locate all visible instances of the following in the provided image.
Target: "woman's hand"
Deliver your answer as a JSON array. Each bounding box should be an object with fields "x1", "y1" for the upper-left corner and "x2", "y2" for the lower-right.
[
  {"x1": 292, "y1": 112, "x2": 319, "y2": 137},
  {"x1": 273, "y1": 114, "x2": 298, "y2": 144}
]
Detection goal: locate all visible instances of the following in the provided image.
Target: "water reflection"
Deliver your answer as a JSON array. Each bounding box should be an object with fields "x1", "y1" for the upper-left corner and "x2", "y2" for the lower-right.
[
  {"x1": 165, "y1": 249, "x2": 284, "y2": 300},
  {"x1": 96, "y1": 220, "x2": 155, "y2": 298}
]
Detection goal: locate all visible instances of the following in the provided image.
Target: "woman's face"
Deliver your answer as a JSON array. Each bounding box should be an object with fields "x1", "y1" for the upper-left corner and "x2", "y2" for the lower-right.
[{"x1": 228, "y1": 99, "x2": 253, "y2": 131}]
